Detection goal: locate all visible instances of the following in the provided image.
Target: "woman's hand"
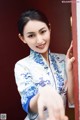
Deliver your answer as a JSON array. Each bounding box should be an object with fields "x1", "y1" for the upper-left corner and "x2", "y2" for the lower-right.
[
  {"x1": 66, "y1": 41, "x2": 75, "y2": 72},
  {"x1": 37, "y1": 86, "x2": 68, "y2": 120}
]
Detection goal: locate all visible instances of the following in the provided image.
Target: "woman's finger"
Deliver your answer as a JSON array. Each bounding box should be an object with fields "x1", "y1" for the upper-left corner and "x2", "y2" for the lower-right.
[
  {"x1": 63, "y1": 116, "x2": 69, "y2": 120},
  {"x1": 70, "y1": 57, "x2": 75, "y2": 63},
  {"x1": 38, "y1": 100, "x2": 45, "y2": 120}
]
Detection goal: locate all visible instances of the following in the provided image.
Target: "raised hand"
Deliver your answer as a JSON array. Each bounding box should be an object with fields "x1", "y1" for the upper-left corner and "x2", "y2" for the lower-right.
[
  {"x1": 66, "y1": 41, "x2": 75, "y2": 71},
  {"x1": 37, "y1": 86, "x2": 68, "y2": 120}
]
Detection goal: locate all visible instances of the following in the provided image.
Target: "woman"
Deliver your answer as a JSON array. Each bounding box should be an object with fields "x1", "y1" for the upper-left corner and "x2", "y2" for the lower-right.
[{"x1": 14, "y1": 9, "x2": 75, "y2": 120}]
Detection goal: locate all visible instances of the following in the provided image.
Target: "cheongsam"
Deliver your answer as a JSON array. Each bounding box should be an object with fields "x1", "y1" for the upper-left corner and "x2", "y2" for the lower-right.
[{"x1": 14, "y1": 49, "x2": 67, "y2": 120}]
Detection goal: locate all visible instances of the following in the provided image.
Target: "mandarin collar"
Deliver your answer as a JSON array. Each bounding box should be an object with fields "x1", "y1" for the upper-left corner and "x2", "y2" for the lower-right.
[{"x1": 30, "y1": 49, "x2": 51, "y2": 66}]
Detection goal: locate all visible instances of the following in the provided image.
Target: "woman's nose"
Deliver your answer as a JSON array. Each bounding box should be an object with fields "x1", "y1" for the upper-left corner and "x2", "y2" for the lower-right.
[{"x1": 36, "y1": 35, "x2": 44, "y2": 44}]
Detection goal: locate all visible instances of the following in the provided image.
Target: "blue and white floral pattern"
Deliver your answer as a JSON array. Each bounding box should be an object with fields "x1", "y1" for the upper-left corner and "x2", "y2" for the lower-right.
[{"x1": 14, "y1": 49, "x2": 67, "y2": 117}]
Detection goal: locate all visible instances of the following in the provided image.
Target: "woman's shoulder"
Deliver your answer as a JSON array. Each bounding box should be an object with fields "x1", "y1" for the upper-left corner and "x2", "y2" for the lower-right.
[
  {"x1": 14, "y1": 55, "x2": 30, "y2": 68},
  {"x1": 50, "y1": 52, "x2": 66, "y2": 71},
  {"x1": 51, "y1": 53, "x2": 66, "y2": 64},
  {"x1": 50, "y1": 52, "x2": 66, "y2": 62}
]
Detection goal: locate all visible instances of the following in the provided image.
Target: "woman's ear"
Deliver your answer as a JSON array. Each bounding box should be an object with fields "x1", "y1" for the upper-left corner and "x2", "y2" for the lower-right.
[
  {"x1": 49, "y1": 23, "x2": 51, "y2": 32},
  {"x1": 18, "y1": 33, "x2": 26, "y2": 43}
]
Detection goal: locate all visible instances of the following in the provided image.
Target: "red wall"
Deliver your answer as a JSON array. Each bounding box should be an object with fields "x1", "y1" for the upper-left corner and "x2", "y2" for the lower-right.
[{"x1": 0, "y1": 0, "x2": 72, "y2": 119}]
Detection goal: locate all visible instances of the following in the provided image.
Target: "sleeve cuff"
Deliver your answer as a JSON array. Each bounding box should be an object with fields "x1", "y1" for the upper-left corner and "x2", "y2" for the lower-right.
[{"x1": 22, "y1": 94, "x2": 34, "y2": 113}]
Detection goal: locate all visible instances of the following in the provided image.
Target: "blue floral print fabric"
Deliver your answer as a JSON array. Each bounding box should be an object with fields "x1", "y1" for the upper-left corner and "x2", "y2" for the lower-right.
[{"x1": 14, "y1": 49, "x2": 67, "y2": 115}]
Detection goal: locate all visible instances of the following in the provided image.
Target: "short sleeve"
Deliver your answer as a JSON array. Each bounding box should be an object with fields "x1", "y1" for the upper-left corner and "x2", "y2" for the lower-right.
[
  {"x1": 14, "y1": 62, "x2": 38, "y2": 113},
  {"x1": 59, "y1": 54, "x2": 68, "y2": 90},
  {"x1": 61, "y1": 54, "x2": 68, "y2": 81}
]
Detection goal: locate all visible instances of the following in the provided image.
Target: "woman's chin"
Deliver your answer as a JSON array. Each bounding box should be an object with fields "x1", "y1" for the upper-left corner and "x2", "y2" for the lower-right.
[{"x1": 36, "y1": 48, "x2": 48, "y2": 54}]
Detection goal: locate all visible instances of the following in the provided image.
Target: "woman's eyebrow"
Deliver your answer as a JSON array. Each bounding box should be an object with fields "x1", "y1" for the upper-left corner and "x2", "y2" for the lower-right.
[
  {"x1": 26, "y1": 27, "x2": 46, "y2": 35},
  {"x1": 26, "y1": 32, "x2": 35, "y2": 35},
  {"x1": 39, "y1": 27, "x2": 46, "y2": 32}
]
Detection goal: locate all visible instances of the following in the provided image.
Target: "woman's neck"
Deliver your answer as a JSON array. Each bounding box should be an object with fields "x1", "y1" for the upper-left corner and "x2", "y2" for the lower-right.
[{"x1": 41, "y1": 51, "x2": 50, "y2": 65}]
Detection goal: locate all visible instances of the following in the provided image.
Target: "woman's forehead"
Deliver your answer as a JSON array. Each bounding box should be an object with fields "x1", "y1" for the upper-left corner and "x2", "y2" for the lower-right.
[{"x1": 24, "y1": 20, "x2": 48, "y2": 33}]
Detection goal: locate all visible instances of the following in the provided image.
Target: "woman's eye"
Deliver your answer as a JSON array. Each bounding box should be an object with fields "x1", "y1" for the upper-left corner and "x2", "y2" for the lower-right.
[
  {"x1": 28, "y1": 34, "x2": 35, "y2": 38},
  {"x1": 41, "y1": 30, "x2": 46, "y2": 34}
]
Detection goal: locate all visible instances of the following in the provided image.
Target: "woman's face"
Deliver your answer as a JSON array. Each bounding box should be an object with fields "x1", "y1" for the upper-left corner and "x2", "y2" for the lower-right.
[{"x1": 19, "y1": 20, "x2": 51, "y2": 54}]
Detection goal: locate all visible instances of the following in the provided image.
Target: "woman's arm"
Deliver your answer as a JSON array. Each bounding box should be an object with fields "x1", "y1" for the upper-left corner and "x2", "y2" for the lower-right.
[
  {"x1": 67, "y1": 68, "x2": 74, "y2": 104},
  {"x1": 14, "y1": 62, "x2": 38, "y2": 113},
  {"x1": 30, "y1": 86, "x2": 68, "y2": 120},
  {"x1": 66, "y1": 41, "x2": 75, "y2": 104}
]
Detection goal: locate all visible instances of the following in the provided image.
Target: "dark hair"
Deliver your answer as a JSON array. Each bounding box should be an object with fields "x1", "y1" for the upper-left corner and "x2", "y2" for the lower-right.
[{"x1": 18, "y1": 9, "x2": 50, "y2": 35}]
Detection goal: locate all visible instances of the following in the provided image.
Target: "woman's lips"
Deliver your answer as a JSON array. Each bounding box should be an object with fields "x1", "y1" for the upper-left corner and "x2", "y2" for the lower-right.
[{"x1": 36, "y1": 44, "x2": 46, "y2": 49}]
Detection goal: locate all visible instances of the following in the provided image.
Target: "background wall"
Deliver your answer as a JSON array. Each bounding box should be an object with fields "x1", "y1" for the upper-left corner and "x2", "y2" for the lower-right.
[{"x1": 0, "y1": 0, "x2": 73, "y2": 119}]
